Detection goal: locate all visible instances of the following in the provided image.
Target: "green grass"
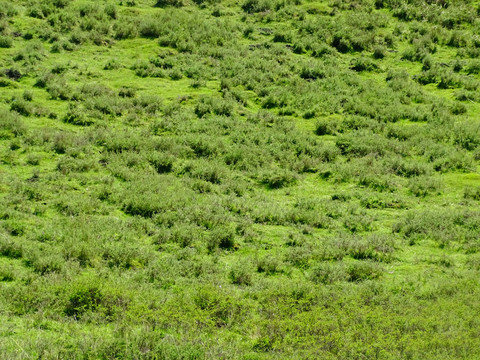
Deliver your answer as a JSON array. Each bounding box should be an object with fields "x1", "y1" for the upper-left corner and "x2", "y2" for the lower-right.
[{"x1": 1, "y1": 0, "x2": 480, "y2": 358}]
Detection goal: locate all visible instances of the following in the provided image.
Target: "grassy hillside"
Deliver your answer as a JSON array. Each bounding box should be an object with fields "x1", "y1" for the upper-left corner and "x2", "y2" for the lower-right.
[{"x1": 1, "y1": 0, "x2": 480, "y2": 358}]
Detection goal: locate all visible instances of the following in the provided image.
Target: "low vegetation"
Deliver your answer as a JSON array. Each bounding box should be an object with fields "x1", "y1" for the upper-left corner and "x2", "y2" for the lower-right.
[{"x1": 1, "y1": 0, "x2": 480, "y2": 358}]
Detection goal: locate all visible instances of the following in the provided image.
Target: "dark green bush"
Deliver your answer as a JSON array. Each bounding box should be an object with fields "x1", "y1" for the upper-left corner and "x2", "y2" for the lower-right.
[
  {"x1": 207, "y1": 226, "x2": 236, "y2": 252},
  {"x1": 118, "y1": 87, "x2": 136, "y2": 98},
  {"x1": 0, "y1": 35, "x2": 12, "y2": 48},
  {"x1": 63, "y1": 104, "x2": 95, "y2": 126},
  {"x1": 437, "y1": 72, "x2": 460, "y2": 89},
  {"x1": 300, "y1": 63, "x2": 325, "y2": 80},
  {"x1": 257, "y1": 255, "x2": 283, "y2": 275},
  {"x1": 350, "y1": 57, "x2": 379, "y2": 72},
  {"x1": 0, "y1": 266, "x2": 14, "y2": 281},
  {"x1": 155, "y1": 0, "x2": 184, "y2": 7},
  {"x1": 464, "y1": 187, "x2": 480, "y2": 201},
  {"x1": 65, "y1": 285, "x2": 104, "y2": 317},
  {"x1": 133, "y1": 94, "x2": 162, "y2": 114},
  {"x1": 104, "y1": 59, "x2": 121, "y2": 70},
  {"x1": 104, "y1": 3, "x2": 117, "y2": 19},
  {"x1": 261, "y1": 169, "x2": 297, "y2": 189},
  {"x1": 310, "y1": 262, "x2": 347, "y2": 284},
  {"x1": 113, "y1": 21, "x2": 138, "y2": 39},
  {"x1": 346, "y1": 261, "x2": 383, "y2": 282},
  {"x1": 315, "y1": 119, "x2": 336, "y2": 136},
  {"x1": 0, "y1": 1, "x2": 17, "y2": 19},
  {"x1": 0, "y1": 236, "x2": 23, "y2": 258},
  {"x1": 273, "y1": 30, "x2": 292, "y2": 43},
  {"x1": 182, "y1": 160, "x2": 225, "y2": 184},
  {"x1": 195, "y1": 96, "x2": 234, "y2": 117},
  {"x1": 22, "y1": 90, "x2": 33, "y2": 102},
  {"x1": 30, "y1": 255, "x2": 63, "y2": 275},
  {"x1": 454, "y1": 122, "x2": 480, "y2": 151},
  {"x1": 47, "y1": 80, "x2": 74, "y2": 100},
  {"x1": 242, "y1": 0, "x2": 272, "y2": 13},
  {"x1": 373, "y1": 45, "x2": 387, "y2": 59},
  {"x1": 450, "y1": 102, "x2": 467, "y2": 115},
  {"x1": 4, "y1": 68, "x2": 22, "y2": 81},
  {"x1": 148, "y1": 153, "x2": 174, "y2": 173},
  {"x1": 344, "y1": 234, "x2": 395, "y2": 262},
  {"x1": 229, "y1": 263, "x2": 252, "y2": 285},
  {"x1": 139, "y1": 19, "x2": 162, "y2": 38},
  {"x1": 10, "y1": 98, "x2": 33, "y2": 116}
]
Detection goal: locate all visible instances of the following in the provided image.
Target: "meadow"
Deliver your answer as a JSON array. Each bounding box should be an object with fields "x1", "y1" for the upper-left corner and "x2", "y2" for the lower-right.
[{"x1": 1, "y1": 0, "x2": 480, "y2": 358}]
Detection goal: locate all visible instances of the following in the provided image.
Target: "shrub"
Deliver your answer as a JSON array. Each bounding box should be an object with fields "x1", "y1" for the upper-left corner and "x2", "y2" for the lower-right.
[
  {"x1": 148, "y1": 153, "x2": 174, "y2": 173},
  {"x1": 454, "y1": 122, "x2": 480, "y2": 151},
  {"x1": 300, "y1": 64, "x2": 325, "y2": 80},
  {"x1": 195, "y1": 96, "x2": 234, "y2": 117},
  {"x1": 57, "y1": 156, "x2": 98, "y2": 174},
  {"x1": 25, "y1": 251, "x2": 64, "y2": 275},
  {"x1": 346, "y1": 261, "x2": 383, "y2": 282},
  {"x1": 122, "y1": 195, "x2": 163, "y2": 218},
  {"x1": 350, "y1": 57, "x2": 379, "y2": 72},
  {"x1": 331, "y1": 33, "x2": 352, "y2": 53},
  {"x1": 450, "y1": 102, "x2": 467, "y2": 115},
  {"x1": 133, "y1": 95, "x2": 162, "y2": 114},
  {"x1": 241, "y1": 0, "x2": 272, "y2": 13},
  {"x1": 51, "y1": 63, "x2": 68, "y2": 74},
  {"x1": 311, "y1": 43, "x2": 335, "y2": 58},
  {"x1": 256, "y1": 255, "x2": 283, "y2": 275},
  {"x1": 0, "y1": 236, "x2": 23, "y2": 258},
  {"x1": 118, "y1": 87, "x2": 136, "y2": 98},
  {"x1": 84, "y1": 95, "x2": 124, "y2": 116},
  {"x1": 63, "y1": 104, "x2": 95, "y2": 126},
  {"x1": 386, "y1": 157, "x2": 431, "y2": 178},
  {"x1": 336, "y1": 134, "x2": 389, "y2": 158},
  {"x1": 113, "y1": 21, "x2": 138, "y2": 40},
  {"x1": 310, "y1": 262, "x2": 347, "y2": 284},
  {"x1": 155, "y1": 0, "x2": 184, "y2": 7},
  {"x1": 0, "y1": 1, "x2": 17, "y2": 18},
  {"x1": 0, "y1": 266, "x2": 14, "y2": 281},
  {"x1": 65, "y1": 285, "x2": 104, "y2": 317},
  {"x1": 437, "y1": 72, "x2": 460, "y2": 89},
  {"x1": 465, "y1": 60, "x2": 480, "y2": 75},
  {"x1": 373, "y1": 45, "x2": 387, "y2": 59},
  {"x1": 358, "y1": 174, "x2": 394, "y2": 192},
  {"x1": 156, "y1": 224, "x2": 202, "y2": 248},
  {"x1": 4, "y1": 68, "x2": 22, "y2": 81},
  {"x1": 0, "y1": 35, "x2": 12, "y2": 48},
  {"x1": 343, "y1": 213, "x2": 373, "y2": 233},
  {"x1": 464, "y1": 187, "x2": 480, "y2": 201},
  {"x1": 52, "y1": 0, "x2": 71, "y2": 8},
  {"x1": 26, "y1": 153, "x2": 41, "y2": 166},
  {"x1": 104, "y1": 59, "x2": 121, "y2": 70},
  {"x1": 229, "y1": 263, "x2": 252, "y2": 285},
  {"x1": 344, "y1": 234, "x2": 395, "y2": 262},
  {"x1": 182, "y1": 160, "x2": 225, "y2": 184},
  {"x1": 315, "y1": 118, "x2": 339, "y2": 136},
  {"x1": 10, "y1": 98, "x2": 33, "y2": 116},
  {"x1": 22, "y1": 90, "x2": 33, "y2": 102},
  {"x1": 273, "y1": 30, "x2": 292, "y2": 43},
  {"x1": 139, "y1": 19, "x2": 162, "y2": 38},
  {"x1": 47, "y1": 80, "x2": 73, "y2": 100},
  {"x1": 260, "y1": 169, "x2": 297, "y2": 189},
  {"x1": 168, "y1": 68, "x2": 183, "y2": 80},
  {"x1": 104, "y1": 3, "x2": 117, "y2": 19},
  {"x1": 207, "y1": 226, "x2": 236, "y2": 252},
  {"x1": 190, "y1": 79, "x2": 206, "y2": 88}
]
